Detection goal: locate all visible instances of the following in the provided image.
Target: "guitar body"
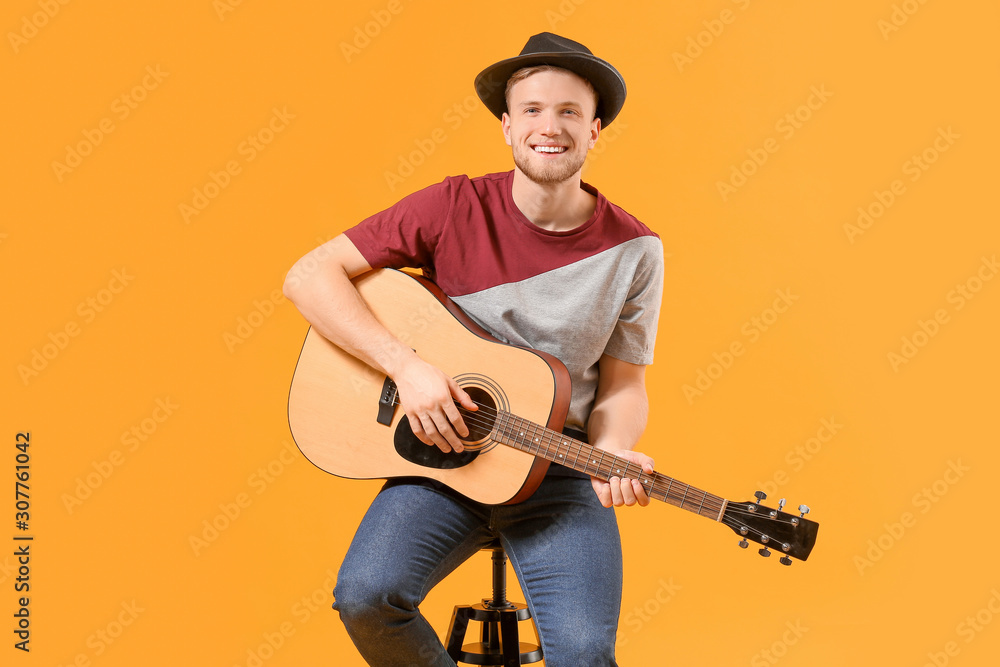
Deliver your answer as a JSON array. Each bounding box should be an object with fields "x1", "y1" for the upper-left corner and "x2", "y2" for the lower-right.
[{"x1": 287, "y1": 268, "x2": 570, "y2": 505}]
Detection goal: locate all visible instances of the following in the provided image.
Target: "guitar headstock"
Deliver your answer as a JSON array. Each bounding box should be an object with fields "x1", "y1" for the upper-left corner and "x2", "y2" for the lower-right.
[{"x1": 722, "y1": 491, "x2": 819, "y2": 564}]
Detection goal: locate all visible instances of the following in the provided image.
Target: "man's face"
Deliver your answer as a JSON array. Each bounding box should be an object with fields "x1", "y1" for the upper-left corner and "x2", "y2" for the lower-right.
[{"x1": 502, "y1": 69, "x2": 600, "y2": 186}]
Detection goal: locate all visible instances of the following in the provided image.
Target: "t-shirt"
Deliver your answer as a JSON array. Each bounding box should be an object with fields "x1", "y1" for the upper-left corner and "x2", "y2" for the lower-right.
[{"x1": 345, "y1": 170, "x2": 664, "y2": 432}]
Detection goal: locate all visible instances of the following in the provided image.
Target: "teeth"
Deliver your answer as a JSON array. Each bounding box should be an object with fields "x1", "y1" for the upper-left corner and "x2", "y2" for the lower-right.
[{"x1": 534, "y1": 146, "x2": 566, "y2": 153}]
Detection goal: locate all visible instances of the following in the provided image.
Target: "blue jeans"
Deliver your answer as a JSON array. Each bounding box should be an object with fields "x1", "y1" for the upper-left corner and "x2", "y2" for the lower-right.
[{"x1": 332, "y1": 473, "x2": 622, "y2": 666}]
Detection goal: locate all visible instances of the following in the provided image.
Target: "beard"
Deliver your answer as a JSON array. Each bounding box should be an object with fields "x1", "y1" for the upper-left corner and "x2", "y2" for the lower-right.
[{"x1": 511, "y1": 143, "x2": 588, "y2": 185}]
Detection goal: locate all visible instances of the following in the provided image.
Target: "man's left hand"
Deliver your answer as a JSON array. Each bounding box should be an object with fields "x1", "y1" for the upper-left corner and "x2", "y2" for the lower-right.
[{"x1": 590, "y1": 449, "x2": 655, "y2": 508}]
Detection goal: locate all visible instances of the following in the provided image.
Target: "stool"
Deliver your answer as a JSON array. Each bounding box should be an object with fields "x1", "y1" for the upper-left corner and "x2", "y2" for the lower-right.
[{"x1": 445, "y1": 539, "x2": 543, "y2": 666}]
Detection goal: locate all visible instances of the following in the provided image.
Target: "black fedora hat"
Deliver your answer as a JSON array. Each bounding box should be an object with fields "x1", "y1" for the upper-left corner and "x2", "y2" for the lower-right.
[{"x1": 474, "y1": 32, "x2": 627, "y2": 128}]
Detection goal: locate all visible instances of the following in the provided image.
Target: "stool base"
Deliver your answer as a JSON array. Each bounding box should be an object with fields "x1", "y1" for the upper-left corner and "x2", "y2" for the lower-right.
[{"x1": 446, "y1": 599, "x2": 543, "y2": 666}]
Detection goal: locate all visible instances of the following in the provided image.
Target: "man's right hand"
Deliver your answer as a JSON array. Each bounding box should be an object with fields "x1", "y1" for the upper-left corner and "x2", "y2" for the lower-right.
[
  {"x1": 393, "y1": 355, "x2": 477, "y2": 454},
  {"x1": 283, "y1": 234, "x2": 478, "y2": 453}
]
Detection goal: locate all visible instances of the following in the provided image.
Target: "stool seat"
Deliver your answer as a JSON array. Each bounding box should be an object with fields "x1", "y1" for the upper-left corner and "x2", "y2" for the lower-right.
[{"x1": 445, "y1": 538, "x2": 543, "y2": 666}]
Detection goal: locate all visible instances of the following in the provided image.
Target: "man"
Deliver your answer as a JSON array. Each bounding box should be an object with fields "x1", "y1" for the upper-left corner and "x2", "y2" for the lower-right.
[{"x1": 284, "y1": 32, "x2": 664, "y2": 666}]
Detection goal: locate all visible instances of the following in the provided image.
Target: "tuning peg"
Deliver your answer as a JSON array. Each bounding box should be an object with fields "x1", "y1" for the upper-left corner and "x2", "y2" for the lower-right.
[
  {"x1": 798, "y1": 504, "x2": 810, "y2": 518},
  {"x1": 738, "y1": 538, "x2": 748, "y2": 549},
  {"x1": 758, "y1": 546, "x2": 771, "y2": 558},
  {"x1": 778, "y1": 498, "x2": 786, "y2": 512},
  {"x1": 754, "y1": 491, "x2": 767, "y2": 505},
  {"x1": 779, "y1": 555, "x2": 792, "y2": 566}
]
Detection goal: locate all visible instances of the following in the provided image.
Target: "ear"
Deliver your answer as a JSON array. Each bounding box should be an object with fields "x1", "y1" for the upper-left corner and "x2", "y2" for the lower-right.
[
  {"x1": 502, "y1": 112, "x2": 512, "y2": 147},
  {"x1": 588, "y1": 116, "x2": 602, "y2": 150}
]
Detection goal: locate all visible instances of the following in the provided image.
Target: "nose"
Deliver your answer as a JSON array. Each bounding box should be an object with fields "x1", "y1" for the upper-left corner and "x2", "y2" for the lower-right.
[{"x1": 539, "y1": 110, "x2": 562, "y2": 136}]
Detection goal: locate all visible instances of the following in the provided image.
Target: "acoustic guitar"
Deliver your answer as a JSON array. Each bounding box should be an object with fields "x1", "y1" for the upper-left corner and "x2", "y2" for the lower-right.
[{"x1": 287, "y1": 269, "x2": 819, "y2": 564}]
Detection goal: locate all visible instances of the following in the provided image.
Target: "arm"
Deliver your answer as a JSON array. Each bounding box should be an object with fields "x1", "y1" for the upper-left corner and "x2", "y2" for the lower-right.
[
  {"x1": 282, "y1": 234, "x2": 475, "y2": 452},
  {"x1": 588, "y1": 354, "x2": 655, "y2": 508}
]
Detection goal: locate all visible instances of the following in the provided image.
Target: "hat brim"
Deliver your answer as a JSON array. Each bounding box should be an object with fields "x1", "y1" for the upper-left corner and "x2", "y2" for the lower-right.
[{"x1": 474, "y1": 51, "x2": 626, "y2": 128}]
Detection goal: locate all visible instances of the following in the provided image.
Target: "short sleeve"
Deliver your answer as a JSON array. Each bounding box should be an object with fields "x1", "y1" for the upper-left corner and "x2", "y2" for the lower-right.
[
  {"x1": 343, "y1": 178, "x2": 456, "y2": 271},
  {"x1": 603, "y1": 238, "x2": 664, "y2": 365}
]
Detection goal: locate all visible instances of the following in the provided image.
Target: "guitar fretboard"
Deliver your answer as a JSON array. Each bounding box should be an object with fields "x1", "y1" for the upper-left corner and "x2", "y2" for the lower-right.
[{"x1": 492, "y1": 411, "x2": 726, "y2": 521}]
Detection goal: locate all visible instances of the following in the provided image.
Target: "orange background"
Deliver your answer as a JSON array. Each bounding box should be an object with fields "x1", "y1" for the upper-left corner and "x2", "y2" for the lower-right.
[{"x1": 4, "y1": 1, "x2": 999, "y2": 665}]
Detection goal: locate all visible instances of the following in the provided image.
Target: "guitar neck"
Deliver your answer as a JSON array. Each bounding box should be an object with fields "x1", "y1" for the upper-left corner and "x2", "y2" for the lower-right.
[{"x1": 493, "y1": 412, "x2": 727, "y2": 522}]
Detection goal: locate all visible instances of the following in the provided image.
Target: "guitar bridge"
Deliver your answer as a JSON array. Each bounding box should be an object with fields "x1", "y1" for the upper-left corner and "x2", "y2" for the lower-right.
[{"x1": 377, "y1": 376, "x2": 398, "y2": 426}]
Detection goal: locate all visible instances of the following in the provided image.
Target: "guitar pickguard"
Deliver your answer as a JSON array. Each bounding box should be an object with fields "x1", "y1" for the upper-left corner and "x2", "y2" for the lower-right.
[
  {"x1": 391, "y1": 381, "x2": 503, "y2": 470},
  {"x1": 393, "y1": 422, "x2": 481, "y2": 469}
]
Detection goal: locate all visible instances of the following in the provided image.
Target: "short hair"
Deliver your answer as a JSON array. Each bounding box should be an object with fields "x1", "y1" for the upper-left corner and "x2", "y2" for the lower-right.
[{"x1": 504, "y1": 65, "x2": 600, "y2": 120}]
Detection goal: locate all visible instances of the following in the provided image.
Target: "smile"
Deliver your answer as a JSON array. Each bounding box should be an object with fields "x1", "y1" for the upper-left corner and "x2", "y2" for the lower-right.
[{"x1": 532, "y1": 145, "x2": 567, "y2": 154}]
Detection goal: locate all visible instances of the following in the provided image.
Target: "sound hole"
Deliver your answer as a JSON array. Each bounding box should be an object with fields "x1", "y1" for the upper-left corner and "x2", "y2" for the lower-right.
[
  {"x1": 391, "y1": 382, "x2": 500, "y2": 471},
  {"x1": 459, "y1": 386, "x2": 497, "y2": 448}
]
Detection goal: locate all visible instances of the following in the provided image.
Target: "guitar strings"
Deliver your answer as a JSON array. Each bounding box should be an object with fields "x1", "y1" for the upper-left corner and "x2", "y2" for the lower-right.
[
  {"x1": 389, "y1": 394, "x2": 732, "y2": 510},
  {"x1": 390, "y1": 393, "x2": 666, "y2": 481},
  {"x1": 389, "y1": 393, "x2": 732, "y2": 515},
  {"x1": 386, "y1": 393, "x2": 796, "y2": 548},
  {"x1": 491, "y1": 412, "x2": 797, "y2": 552}
]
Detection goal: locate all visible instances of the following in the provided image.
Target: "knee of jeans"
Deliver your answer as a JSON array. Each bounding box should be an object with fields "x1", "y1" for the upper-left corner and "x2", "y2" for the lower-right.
[
  {"x1": 551, "y1": 637, "x2": 616, "y2": 666},
  {"x1": 333, "y1": 567, "x2": 417, "y2": 624},
  {"x1": 541, "y1": 622, "x2": 617, "y2": 665}
]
